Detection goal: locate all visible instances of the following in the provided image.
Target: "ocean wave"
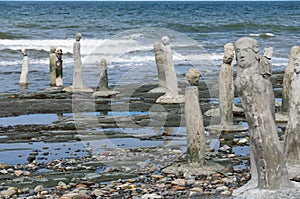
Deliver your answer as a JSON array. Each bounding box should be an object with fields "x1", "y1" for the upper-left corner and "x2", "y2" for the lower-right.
[{"x1": 249, "y1": 32, "x2": 275, "y2": 38}]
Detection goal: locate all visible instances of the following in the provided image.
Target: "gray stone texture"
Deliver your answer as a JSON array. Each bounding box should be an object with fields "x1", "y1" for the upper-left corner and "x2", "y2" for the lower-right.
[
  {"x1": 49, "y1": 46, "x2": 57, "y2": 87},
  {"x1": 20, "y1": 49, "x2": 28, "y2": 87},
  {"x1": 234, "y1": 37, "x2": 291, "y2": 190}
]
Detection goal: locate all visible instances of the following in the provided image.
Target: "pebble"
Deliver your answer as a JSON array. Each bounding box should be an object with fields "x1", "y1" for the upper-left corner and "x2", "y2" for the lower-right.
[
  {"x1": 14, "y1": 170, "x2": 23, "y2": 176},
  {"x1": 34, "y1": 185, "x2": 44, "y2": 193},
  {"x1": 1, "y1": 187, "x2": 17, "y2": 198},
  {"x1": 0, "y1": 163, "x2": 9, "y2": 169}
]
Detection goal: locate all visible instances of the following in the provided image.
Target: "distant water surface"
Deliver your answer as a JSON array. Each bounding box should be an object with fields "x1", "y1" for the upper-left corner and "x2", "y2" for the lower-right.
[{"x1": 0, "y1": 1, "x2": 299, "y2": 93}]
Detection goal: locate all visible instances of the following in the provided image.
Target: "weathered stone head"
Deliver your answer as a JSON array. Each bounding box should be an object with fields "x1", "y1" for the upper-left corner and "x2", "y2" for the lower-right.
[
  {"x1": 235, "y1": 37, "x2": 259, "y2": 69},
  {"x1": 153, "y1": 41, "x2": 162, "y2": 52},
  {"x1": 290, "y1": 46, "x2": 300, "y2": 58},
  {"x1": 50, "y1": 46, "x2": 56, "y2": 53},
  {"x1": 56, "y1": 49, "x2": 63, "y2": 59},
  {"x1": 223, "y1": 43, "x2": 234, "y2": 64},
  {"x1": 294, "y1": 53, "x2": 300, "y2": 74},
  {"x1": 75, "y1": 33, "x2": 82, "y2": 41},
  {"x1": 161, "y1": 36, "x2": 170, "y2": 46},
  {"x1": 22, "y1": 49, "x2": 27, "y2": 56},
  {"x1": 100, "y1": 58, "x2": 107, "y2": 70},
  {"x1": 185, "y1": 67, "x2": 201, "y2": 86}
]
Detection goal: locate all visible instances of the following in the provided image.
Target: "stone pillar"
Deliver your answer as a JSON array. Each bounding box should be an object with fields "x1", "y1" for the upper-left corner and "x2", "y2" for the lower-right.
[
  {"x1": 49, "y1": 46, "x2": 57, "y2": 87},
  {"x1": 56, "y1": 49, "x2": 63, "y2": 87},
  {"x1": 20, "y1": 49, "x2": 28, "y2": 87},
  {"x1": 92, "y1": 58, "x2": 119, "y2": 97},
  {"x1": 156, "y1": 36, "x2": 184, "y2": 103},
  {"x1": 64, "y1": 33, "x2": 93, "y2": 93},
  {"x1": 99, "y1": 58, "x2": 108, "y2": 91},
  {"x1": 185, "y1": 86, "x2": 205, "y2": 165},
  {"x1": 219, "y1": 43, "x2": 234, "y2": 126},
  {"x1": 234, "y1": 37, "x2": 290, "y2": 190},
  {"x1": 284, "y1": 52, "x2": 300, "y2": 178},
  {"x1": 73, "y1": 33, "x2": 83, "y2": 88},
  {"x1": 282, "y1": 46, "x2": 300, "y2": 114},
  {"x1": 149, "y1": 41, "x2": 166, "y2": 93}
]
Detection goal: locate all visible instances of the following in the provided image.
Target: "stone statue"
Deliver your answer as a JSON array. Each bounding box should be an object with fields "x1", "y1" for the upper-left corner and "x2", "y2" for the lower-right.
[
  {"x1": 284, "y1": 52, "x2": 300, "y2": 179},
  {"x1": 156, "y1": 36, "x2": 184, "y2": 103},
  {"x1": 205, "y1": 43, "x2": 247, "y2": 133},
  {"x1": 64, "y1": 33, "x2": 93, "y2": 93},
  {"x1": 73, "y1": 33, "x2": 83, "y2": 88},
  {"x1": 219, "y1": 43, "x2": 235, "y2": 126},
  {"x1": 20, "y1": 49, "x2": 28, "y2": 87},
  {"x1": 99, "y1": 58, "x2": 108, "y2": 91},
  {"x1": 184, "y1": 67, "x2": 200, "y2": 86},
  {"x1": 92, "y1": 58, "x2": 119, "y2": 97},
  {"x1": 56, "y1": 49, "x2": 63, "y2": 87},
  {"x1": 149, "y1": 41, "x2": 166, "y2": 93},
  {"x1": 234, "y1": 37, "x2": 291, "y2": 192},
  {"x1": 281, "y1": 46, "x2": 300, "y2": 114},
  {"x1": 49, "y1": 46, "x2": 57, "y2": 87}
]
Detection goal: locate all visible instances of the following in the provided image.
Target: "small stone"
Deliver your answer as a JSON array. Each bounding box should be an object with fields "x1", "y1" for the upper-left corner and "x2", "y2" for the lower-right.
[
  {"x1": 237, "y1": 137, "x2": 249, "y2": 145},
  {"x1": 0, "y1": 169, "x2": 8, "y2": 174},
  {"x1": 76, "y1": 184, "x2": 87, "y2": 189},
  {"x1": 189, "y1": 187, "x2": 203, "y2": 192},
  {"x1": 34, "y1": 185, "x2": 44, "y2": 193},
  {"x1": 1, "y1": 187, "x2": 17, "y2": 198},
  {"x1": 150, "y1": 165, "x2": 157, "y2": 172},
  {"x1": 14, "y1": 170, "x2": 23, "y2": 176},
  {"x1": 41, "y1": 190, "x2": 48, "y2": 195},
  {"x1": 172, "y1": 185, "x2": 185, "y2": 191},
  {"x1": 218, "y1": 144, "x2": 231, "y2": 152},
  {"x1": 150, "y1": 175, "x2": 164, "y2": 180},
  {"x1": 0, "y1": 163, "x2": 9, "y2": 169},
  {"x1": 141, "y1": 193, "x2": 162, "y2": 199},
  {"x1": 221, "y1": 190, "x2": 232, "y2": 196}
]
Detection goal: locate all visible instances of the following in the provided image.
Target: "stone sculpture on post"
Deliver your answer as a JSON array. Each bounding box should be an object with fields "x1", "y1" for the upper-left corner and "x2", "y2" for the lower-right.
[
  {"x1": 49, "y1": 46, "x2": 57, "y2": 87},
  {"x1": 93, "y1": 58, "x2": 119, "y2": 97},
  {"x1": 56, "y1": 49, "x2": 63, "y2": 87},
  {"x1": 149, "y1": 41, "x2": 166, "y2": 93},
  {"x1": 156, "y1": 36, "x2": 184, "y2": 103},
  {"x1": 162, "y1": 86, "x2": 224, "y2": 177},
  {"x1": 219, "y1": 43, "x2": 235, "y2": 126},
  {"x1": 64, "y1": 33, "x2": 93, "y2": 92},
  {"x1": 205, "y1": 43, "x2": 247, "y2": 133},
  {"x1": 276, "y1": 46, "x2": 300, "y2": 122},
  {"x1": 284, "y1": 52, "x2": 300, "y2": 179},
  {"x1": 20, "y1": 49, "x2": 28, "y2": 87},
  {"x1": 233, "y1": 37, "x2": 295, "y2": 197}
]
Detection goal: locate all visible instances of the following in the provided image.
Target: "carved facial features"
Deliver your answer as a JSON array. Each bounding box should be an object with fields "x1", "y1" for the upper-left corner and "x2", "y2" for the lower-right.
[
  {"x1": 294, "y1": 54, "x2": 300, "y2": 74},
  {"x1": 236, "y1": 44, "x2": 257, "y2": 69}
]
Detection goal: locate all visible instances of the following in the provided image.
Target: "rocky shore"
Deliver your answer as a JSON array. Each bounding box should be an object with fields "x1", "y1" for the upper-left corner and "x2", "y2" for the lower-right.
[{"x1": 0, "y1": 70, "x2": 297, "y2": 199}]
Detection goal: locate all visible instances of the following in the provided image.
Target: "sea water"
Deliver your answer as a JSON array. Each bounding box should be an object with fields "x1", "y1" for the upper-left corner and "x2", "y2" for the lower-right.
[{"x1": 0, "y1": 1, "x2": 299, "y2": 93}]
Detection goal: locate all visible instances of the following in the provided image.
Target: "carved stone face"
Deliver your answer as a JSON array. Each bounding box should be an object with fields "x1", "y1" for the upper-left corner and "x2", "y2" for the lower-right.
[
  {"x1": 75, "y1": 33, "x2": 82, "y2": 41},
  {"x1": 223, "y1": 43, "x2": 234, "y2": 64},
  {"x1": 161, "y1": 36, "x2": 169, "y2": 46},
  {"x1": 153, "y1": 41, "x2": 161, "y2": 52},
  {"x1": 185, "y1": 68, "x2": 201, "y2": 86},
  {"x1": 235, "y1": 42, "x2": 257, "y2": 69},
  {"x1": 290, "y1": 46, "x2": 300, "y2": 58},
  {"x1": 294, "y1": 54, "x2": 300, "y2": 74}
]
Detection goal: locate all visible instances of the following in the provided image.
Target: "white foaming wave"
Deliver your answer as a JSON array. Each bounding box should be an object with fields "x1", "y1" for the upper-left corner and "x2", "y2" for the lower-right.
[{"x1": 249, "y1": 32, "x2": 275, "y2": 37}]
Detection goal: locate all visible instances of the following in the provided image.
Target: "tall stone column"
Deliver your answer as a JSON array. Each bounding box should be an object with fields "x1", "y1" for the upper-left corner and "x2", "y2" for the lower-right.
[
  {"x1": 56, "y1": 49, "x2": 63, "y2": 87},
  {"x1": 185, "y1": 86, "x2": 205, "y2": 165},
  {"x1": 99, "y1": 58, "x2": 108, "y2": 91},
  {"x1": 73, "y1": 33, "x2": 83, "y2": 88},
  {"x1": 156, "y1": 36, "x2": 184, "y2": 103},
  {"x1": 282, "y1": 46, "x2": 300, "y2": 114},
  {"x1": 49, "y1": 46, "x2": 57, "y2": 87},
  {"x1": 219, "y1": 43, "x2": 235, "y2": 126},
  {"x1": 20, "y1": 49, "x2": 28, "y2": 87},
  {"x1": 64, "y1": 33, "x2": 93, "y2": 93},
  {"x1": 93, "y1": 58, "x2": 119, "y2": 97},
  {"x1": 149, "y1": 41, "x2": 166, "y2": 93},
  {"x1": 284, "y1": 52, "x2": 300, "y2": 179},
  {"x1": 234, "y1": 37, "x2": 291, "y2": 192}
]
